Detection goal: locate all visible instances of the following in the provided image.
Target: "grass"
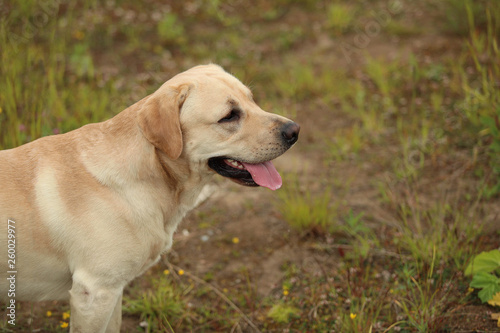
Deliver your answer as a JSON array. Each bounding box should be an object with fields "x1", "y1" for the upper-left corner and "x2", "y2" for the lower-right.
[
  {"x1": 266, "y1": 303, "x2": 300, "y2": 323},
  {"x1": 1, "y1": 0, "x2": 499, "y2": 332},
  {"x1": 0, "y1": 3, "x2": 125, "y2": 150},
  {"x1": 438, "y1": 0, "x2": 500, "y2": 36},
  {"x1": 326, "y1": 3, "x2": 356, "y2": 35},
  {"x1": 123, "y1": 276, "x2": 186, "y2": 331},
  {"x1": 276, "y1": 174, "x2": 337, "y2": 234},
  {"x1": 271, "y1": 1, "x2": 499, "y2": 330}
]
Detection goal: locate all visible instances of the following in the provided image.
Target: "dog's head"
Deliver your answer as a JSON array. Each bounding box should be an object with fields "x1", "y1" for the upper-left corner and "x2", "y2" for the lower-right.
[{"x1": 138, "y1": 64, "x2": 299, "y2": 190}]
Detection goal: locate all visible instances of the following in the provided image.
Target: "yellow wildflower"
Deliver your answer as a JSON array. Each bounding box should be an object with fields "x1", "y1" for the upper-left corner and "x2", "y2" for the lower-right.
[
  {"x1": 283, "y1": 290, "x2": 289, "y2": 296},
  {"x1": 232, "y1": 237, "x2": 239, "y2": 244},
  {"x1": 62, "y1": 311, "x2": 70, "y2": 320},
  {"x1": 163, "y1": 269, "x2": 170, "y2": 275},
  {"x1": 60, "y1": 321, "x2": 69, "y2": 328},
  {"x1": 46, "y1": 310, "x2": 52, "y2": 317},
  {"x1": 350, "y1": 313, "x2": 357, "y2": 319},
  {"x1": 178, "y1": 269, "x2": 184, "y2": 276}
]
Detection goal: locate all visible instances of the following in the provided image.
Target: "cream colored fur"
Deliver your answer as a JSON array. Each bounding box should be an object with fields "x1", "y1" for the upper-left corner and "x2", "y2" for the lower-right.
[{"x1": 0, "y1": 64, "x2": 296, "y2": 332}]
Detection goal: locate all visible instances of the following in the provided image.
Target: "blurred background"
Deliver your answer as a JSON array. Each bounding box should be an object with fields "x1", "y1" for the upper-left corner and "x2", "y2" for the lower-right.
[{"x1": 1, "y1": 0, "x2": 499, "y2": 332}]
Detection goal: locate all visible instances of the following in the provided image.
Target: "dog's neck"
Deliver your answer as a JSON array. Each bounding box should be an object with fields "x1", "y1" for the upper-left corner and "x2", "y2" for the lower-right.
[{"x1": 88, "y1": 104, "x2": 212, "y2": 231}]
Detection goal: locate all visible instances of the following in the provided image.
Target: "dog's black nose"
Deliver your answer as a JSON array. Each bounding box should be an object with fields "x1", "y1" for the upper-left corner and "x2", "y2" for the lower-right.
[{"x1": 281, "y1": 122, "x2": 300, "y2": 146}]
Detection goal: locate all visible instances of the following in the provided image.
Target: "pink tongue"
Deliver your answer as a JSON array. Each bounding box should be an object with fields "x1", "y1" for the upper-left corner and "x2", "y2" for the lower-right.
[{"x1": 241, "y1": 161, "x2": 282, "y2": 190}]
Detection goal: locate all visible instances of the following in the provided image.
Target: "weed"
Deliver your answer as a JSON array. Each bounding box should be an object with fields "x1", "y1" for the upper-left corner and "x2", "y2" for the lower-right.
[
  {"x1": 439, "y1": 0, "x2": 500, "y2": 35},
  {"x1": 393, "y1": 247, "x2": 457, "y2": 332},
  {"x1": 0, "y1": 4, "x2": 124, "y2": 150},
  {"x1": 276, "y1": 175, "x2": 336, "y2": 233},
  {"x1": 459, "y1": 4, "x2": 500, "y2": 197},
  {"x1": 157, "y1": 13, "x2": 186, "y2": 46},
  {"x1": 326, "y1": 3, "x2": 356, "y2": 35},
  {"x1": 123, "y1": 277, "x2": 186, "y2": 331},
  {"x1": 395, "y1": 200, "x2": 482, "y2": 272},
  {"x1": 267, "y1": 303, "x2": 300, "y2": 323},
  {"x1": 328, "y1": 123, "x2": 364, "y2": 162},
  {"x1": 339, "y1": 210, "x2": 381, "y2": 260},
  {"x1": 465, "y1": 249, "x2": 500, "y2": 304}
]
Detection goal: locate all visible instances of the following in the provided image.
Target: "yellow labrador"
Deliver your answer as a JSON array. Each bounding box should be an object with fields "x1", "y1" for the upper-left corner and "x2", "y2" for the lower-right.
[{"x1": 0, "y1": 64, "x2": 299, "y2": 332}]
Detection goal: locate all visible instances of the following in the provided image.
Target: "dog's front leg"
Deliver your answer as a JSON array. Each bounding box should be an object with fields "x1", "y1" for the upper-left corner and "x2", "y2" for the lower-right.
[
  {"x1": 105, "y1": 293, "x2": 122, "y2": 333},
  {"x1": 69, "y1": 270, "x2": 124, "y2": 333}
]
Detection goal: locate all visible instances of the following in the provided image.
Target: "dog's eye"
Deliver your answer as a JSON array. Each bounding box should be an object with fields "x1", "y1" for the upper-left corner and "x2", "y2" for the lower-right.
[{"x1": 218, "y1": 109, "x2": 240, "y2": 123}]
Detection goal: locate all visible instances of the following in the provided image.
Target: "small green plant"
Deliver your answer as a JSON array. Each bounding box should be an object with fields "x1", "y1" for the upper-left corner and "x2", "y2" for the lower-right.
[
  {"x1": 394, "y1": 249, "x2": 455, "y2": 332},
  {"x1": 69, "y1": 42, "x2": 95, "y2": 78},
  {"x1": 441, "y1": 0, "x2": 500, "y2": 35},
  {"x1": 157, "y1": 13, "x2": 186, "y2": 45},
  {"x1": 276, "y1": 176, "x2": 336, "y2": 233},
  {"x1": 328, "y1": 123, "x2": 364, "y2": 161},
  {"x1": 267, "y1": 303, "x2": 300, "y2": 323},
  {"x1": 326, "y1": 3, "x2": 355, "y2": 34},
  {"x1": 123, "y1": 277, "x2": 186, "y2": 330},
  {"x1": 458, "y1": 3, "x2": 500, "y2": 197},
  {"x1": 465, "y1": 249, "x2": 500, "y2": 305},
  {"x1": 393, "y1": 200, "x2": 482, "y2": 273},
  {"x1": 342, "y1": 210, "x2": 368, "y2": 235},
  {"x1": 340, "y1": 210, "x2": 378, "y2": 259}
]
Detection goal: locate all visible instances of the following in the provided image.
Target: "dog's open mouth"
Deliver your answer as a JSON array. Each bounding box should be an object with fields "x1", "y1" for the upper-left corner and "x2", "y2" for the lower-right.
[{"x1": 208, "y1": 157, "x2": 282, "y2": 190}]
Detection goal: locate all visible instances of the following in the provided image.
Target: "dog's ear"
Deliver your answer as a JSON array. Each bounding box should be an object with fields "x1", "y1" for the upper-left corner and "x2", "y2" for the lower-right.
[{"x1": 138, "y1": 84, "x2": 191, "y2": 160}]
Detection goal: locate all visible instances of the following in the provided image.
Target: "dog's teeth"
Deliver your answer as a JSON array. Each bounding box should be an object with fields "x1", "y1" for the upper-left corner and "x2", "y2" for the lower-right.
[
  {"x1": 225, "y1": 158, "x2": 245, "y2": 169},
  {"x1": 226, "y1": 158, "x2": 245, "y2": 170}
]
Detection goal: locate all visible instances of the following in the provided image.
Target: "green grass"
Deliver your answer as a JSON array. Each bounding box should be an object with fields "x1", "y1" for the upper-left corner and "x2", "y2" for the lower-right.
[
  {"x1": 326, "y1": 3, "x2": 356, "y2": 35},
  {"x1": 0, "y1": 3, "x2": 125, "y2": 150},
  {"x1": 460, "y1": 4, "x2": 500, "y2": 197},
  {"x1": 1, "y1": 0, "x2": 499, "y2": 332},
  {"x1": 276, "y1": 174, "x2": 337, "y2": 233},
  {"x1": 266, "y1": 303, "x2": 300, "y2": 323},
  {"x1": 437, "y1": 0, "x2": 500, "y2": 35},
  {"x1": 271, "y1": 1, "x2": 499, "y2": 330},
  {"x1": 123, "y1": 277, "x2": 186, "y2": 331}
]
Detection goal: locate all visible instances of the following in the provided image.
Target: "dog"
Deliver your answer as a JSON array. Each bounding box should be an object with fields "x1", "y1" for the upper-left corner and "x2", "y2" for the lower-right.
[{"x1": 0, "y1": 64, "x2": 299, "y2": 332}]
